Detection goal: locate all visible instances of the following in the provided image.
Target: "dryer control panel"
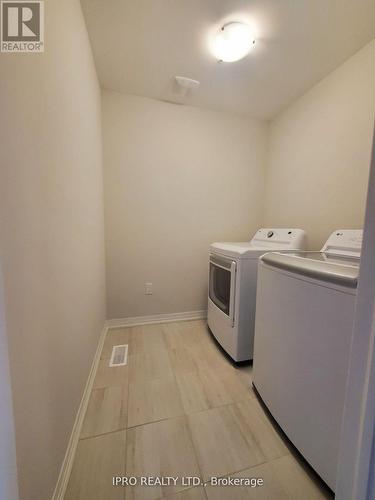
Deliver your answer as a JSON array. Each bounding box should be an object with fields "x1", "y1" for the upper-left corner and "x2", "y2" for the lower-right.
[{"x1": 250, "y1": 228, "x2": 306, "y2": 250}]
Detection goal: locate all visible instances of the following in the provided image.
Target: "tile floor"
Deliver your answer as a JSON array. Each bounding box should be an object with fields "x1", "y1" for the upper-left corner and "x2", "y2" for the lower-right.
[{"x1": 64, "y1": 320, "x2": 333, "y2": 500}]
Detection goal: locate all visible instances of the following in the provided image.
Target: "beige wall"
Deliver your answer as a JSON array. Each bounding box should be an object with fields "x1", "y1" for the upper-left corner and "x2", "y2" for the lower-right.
[
  {"x1": 102, "y1": 92, "x2": 267, "y2": 318},
  {"x1": 103, "y1": 41, "x2": 375, "y2": 320},
  {"x1": 263, "y1": 39, "x2": 375, "y2": 249},
  {"x1": 0, "y1": 1, "x2": 106, "y2": 499}
]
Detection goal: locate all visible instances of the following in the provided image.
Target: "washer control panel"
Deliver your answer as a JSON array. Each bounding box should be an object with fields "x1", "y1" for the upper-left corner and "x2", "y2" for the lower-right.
[{"x1": 322, "y1": 229, "x2": 363, "y2": 258}]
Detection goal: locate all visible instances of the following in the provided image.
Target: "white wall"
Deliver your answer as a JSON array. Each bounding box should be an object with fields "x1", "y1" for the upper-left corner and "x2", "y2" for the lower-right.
[
  {"x1": 0, "y1": 1, "x2": 106, "y2": 499},
  {"x1": 102, "y1": 92, "x2": 267, "y2": 318},
  {"x1": 263, "y1": 39, "x2": 375, "y2": 249}
]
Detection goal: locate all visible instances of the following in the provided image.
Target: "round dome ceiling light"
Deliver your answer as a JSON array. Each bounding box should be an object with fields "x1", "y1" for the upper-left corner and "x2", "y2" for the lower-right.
[{"x1": 212, "y1": 22, "x2": 255, "y2": 62}]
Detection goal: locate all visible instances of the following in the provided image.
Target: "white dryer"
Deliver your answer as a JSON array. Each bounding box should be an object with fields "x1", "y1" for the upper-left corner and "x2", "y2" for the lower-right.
[
  {"x1": 252, "y1": 229, "x2": 363, "y2": 491},
  {"x1": 207, "y1": 228, "x2": 306, "y2": 362}
]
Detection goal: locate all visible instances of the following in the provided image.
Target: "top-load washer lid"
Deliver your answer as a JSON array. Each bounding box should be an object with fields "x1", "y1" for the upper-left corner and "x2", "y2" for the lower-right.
[
  {"x1": 261, "y1": 251, "x2": 359, "y2": 288},
  {"x1": 260, "y1": 229, "x2": 363, "y2": 289},
  {"x1": 209, "y1": 228, "x2": 306, "y2": 259}
]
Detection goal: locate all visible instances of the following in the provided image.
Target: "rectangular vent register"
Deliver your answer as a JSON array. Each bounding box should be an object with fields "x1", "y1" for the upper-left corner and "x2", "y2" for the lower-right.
[{"x1": 109, "y1": 344, "x2": 128, "y2": 367}]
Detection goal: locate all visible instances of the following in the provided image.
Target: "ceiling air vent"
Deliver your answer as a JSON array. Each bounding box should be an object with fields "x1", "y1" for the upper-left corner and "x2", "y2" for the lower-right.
[
  {"x1": 109, "y1": 344, "x2": 128, "y2": 367},
  {"x1": 174, "y1": 76, "x2": 200, "y2": 96}
]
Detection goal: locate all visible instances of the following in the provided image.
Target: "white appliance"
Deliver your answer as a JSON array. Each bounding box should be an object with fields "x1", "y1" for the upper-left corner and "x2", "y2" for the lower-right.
[
  {"x1": 207, "y1": 228, "x2": 306, "y2": 362},
  {"x1": 252, "y1": 229, "x2": 363, "y2": 491}
]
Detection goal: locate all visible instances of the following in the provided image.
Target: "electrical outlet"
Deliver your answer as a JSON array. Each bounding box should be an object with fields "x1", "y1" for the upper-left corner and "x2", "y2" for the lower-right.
[{"x1": 145, "y1": 282, "x2": 153, "y2": 295}]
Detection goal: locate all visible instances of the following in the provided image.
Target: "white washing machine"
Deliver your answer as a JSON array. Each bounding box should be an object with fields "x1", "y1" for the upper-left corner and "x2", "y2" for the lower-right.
[
  {"x1": 252, "y1": 229, "x2": 363, "y2": 491},
  {"x1": 207, "y1": 228, "x2": 306, "y2": 362}
]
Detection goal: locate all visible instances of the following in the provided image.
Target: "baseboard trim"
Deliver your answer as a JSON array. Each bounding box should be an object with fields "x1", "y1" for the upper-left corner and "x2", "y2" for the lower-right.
[
  {"x1": 51, "y1": 324, "x2": 108, "y2": 500},
  {"x1": 105, "y1": 309, "x2": 207, "y2": 328},
  {"x1": 51, "y1": 310, "x2": 207, "y2": 499}
]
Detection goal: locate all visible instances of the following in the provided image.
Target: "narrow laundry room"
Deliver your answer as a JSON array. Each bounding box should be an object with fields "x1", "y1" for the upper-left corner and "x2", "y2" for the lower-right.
[{"x1": 0, "y1": 2, "x2": 375, "y2": 500}]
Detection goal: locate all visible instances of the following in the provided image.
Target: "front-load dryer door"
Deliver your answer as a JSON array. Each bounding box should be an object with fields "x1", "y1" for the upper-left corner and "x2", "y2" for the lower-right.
[{"x1": 209, "y1": 254, "x2": 236, "y2": 326}]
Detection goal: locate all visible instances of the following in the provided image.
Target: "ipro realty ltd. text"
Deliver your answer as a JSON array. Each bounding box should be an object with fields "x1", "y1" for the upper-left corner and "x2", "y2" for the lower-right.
[{"x1": 113, "y1": 476, "x2": 264, "y2": 487}]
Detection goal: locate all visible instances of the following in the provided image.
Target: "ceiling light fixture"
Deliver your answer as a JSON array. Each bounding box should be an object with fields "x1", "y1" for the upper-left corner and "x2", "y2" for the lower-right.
[{"x1": 211, "y1": 22, "x2": 255, "y2": 62}]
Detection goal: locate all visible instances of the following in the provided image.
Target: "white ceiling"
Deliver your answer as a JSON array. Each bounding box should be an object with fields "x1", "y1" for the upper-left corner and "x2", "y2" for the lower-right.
[{"x1": 80, "y1": 0, "x2": 375, "y2": 119}]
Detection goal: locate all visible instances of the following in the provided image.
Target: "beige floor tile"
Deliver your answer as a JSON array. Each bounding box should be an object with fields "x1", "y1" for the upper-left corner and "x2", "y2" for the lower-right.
[
  {"x1": 164, "y1": 322, "x2": 226, "y2": 372},
  {"x1": 125, "y1": 416, "x2": 201, "y2": 500},
  {"x1": 192, "y1": 319, "x2": 211, "y2": 330},
  {"x1": 193, "y1": 337, "x2": 237, "y2": 374},
  {"x1": 65, "y1": 431, "x2": 126, "y2": 500},
  {"x1": 268, "y1": 455, "x2": 332, "y2": 499},
  {"x1": 93, "y1": 356, "x2": 128, "y2": 389},
  {"x1": 174, "y1": 321, "x2": 206, "y2": 346},
  {"x1": 168, "y1": 345, "x2": 202, "y2": 374},
  {"x1": 204, "y1": 461, "x2": 290, "y2": 500},
  {"x1": 196, "y1": 323, "x2": 229, "y2": 351},
  {"x1": 204, "y1": 456, "x2": 332, "y2": 500},
  {"x1": 128, "y1": 349, "x2": 174, "y2": 383},
  {"x1": 131, "y1": 324, "x2": 168, "y2": 355},
  {"x1": 167, "y1": 341, "x2": 233, "y2": 380},
  {"x1": 175, "y1": 365, "x2": 252, "y2": 415},
  {"x1": 163, "y1": 322, "x2": 218, "y2": 374},
  {"x1": 196, "y1": 327, "x2": 222, "y2": 351},
  {"x1": 188, "y1": 405, "x2": 265, "y2": 481},
  {"x1": 127, "y1": 375, "x2": 184, "y2": 427},
  {"x1": 235, "y1": 364, "x2": 253, "y2": 388},
  {"x1": 163, "y1": 486, "x2": 207, "y2": 500},
  {"x1": 101, "y1": 327, "x2": 131, "y2": 359},
  {"x1": 199, "y1": 366, "x2": 253, "y2": 407},
  {"x1": 175, "y1": 370, "x2": 211, "y2": 414},
  {"x1": 229, "y1": 398, "x2": 289, "y2": 461},
  {"x1": 80, "y1": 385, "x2": 128, "y2": 438},
  {"x1": 67, "y1": 320, "x2": 329, "y2": 500},
  {"x1": 207, "y1": 456, "x2": 331, "y2": 500}
]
